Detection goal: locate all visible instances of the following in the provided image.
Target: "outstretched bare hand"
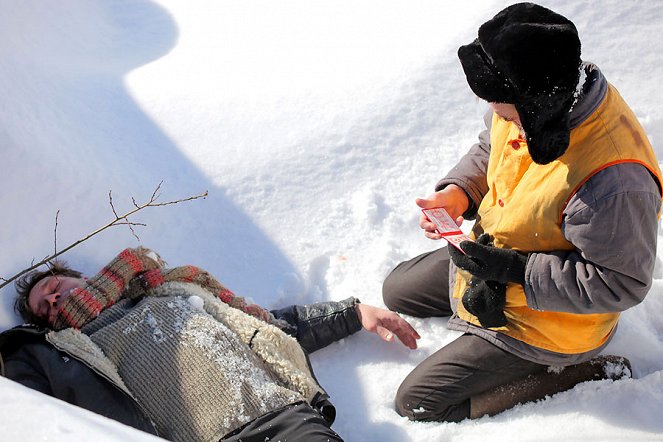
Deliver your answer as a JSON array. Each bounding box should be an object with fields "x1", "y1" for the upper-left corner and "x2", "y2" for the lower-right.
[{"x1": 355, "y1": 304, "x2": 421, "y2": 349}]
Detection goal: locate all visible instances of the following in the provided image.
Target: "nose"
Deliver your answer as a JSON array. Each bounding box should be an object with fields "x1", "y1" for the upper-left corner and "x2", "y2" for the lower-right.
[{"x1": 45, "y1": 292, "x2": 61, "y2": 307}]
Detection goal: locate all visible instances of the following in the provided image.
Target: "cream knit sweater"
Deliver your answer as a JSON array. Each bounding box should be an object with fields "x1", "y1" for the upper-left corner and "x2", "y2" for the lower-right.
[{"x1": 47, "y1": 282, "x2": 326, "y2": 441}]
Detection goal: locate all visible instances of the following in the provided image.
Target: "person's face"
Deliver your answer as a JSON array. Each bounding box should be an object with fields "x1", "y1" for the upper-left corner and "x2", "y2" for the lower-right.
[
  {"x1": 489, "y1": 102, "x2": 522, "y2": 130},
  {"x1": 28, "y1": 275, "x2": 86, "y2": 326}
]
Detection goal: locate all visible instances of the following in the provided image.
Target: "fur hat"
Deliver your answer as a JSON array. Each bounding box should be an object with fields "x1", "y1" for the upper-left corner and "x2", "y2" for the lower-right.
[{"x1": 458, "y1": 2, "x2": 581, "y2": 164}]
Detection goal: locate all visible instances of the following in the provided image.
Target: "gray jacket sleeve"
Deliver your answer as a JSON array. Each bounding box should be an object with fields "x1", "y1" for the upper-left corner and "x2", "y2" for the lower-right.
[
  {"x1": 271, "y1": 297, "x2": 362, "y2": 353},
  {"x1": 435, "y1": 110, "x2": 492, "y2": 219},
  {"x1": 524, "y1": 163, "x2": 661, "y2": 314}
]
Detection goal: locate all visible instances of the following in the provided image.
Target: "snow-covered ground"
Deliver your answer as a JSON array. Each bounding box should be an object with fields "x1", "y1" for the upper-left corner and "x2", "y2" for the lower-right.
[{"x1": 1, "y1": 0, "x2": 662, "y2": 440}]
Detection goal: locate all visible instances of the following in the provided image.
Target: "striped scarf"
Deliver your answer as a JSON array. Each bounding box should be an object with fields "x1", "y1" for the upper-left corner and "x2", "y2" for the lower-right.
[{"x1": 52, "y1": 247, "x2": 279, "y2": 330}]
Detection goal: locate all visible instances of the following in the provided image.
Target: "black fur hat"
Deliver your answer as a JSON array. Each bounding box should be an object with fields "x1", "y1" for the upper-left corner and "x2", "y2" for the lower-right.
[{"x1": 458, "y1": 2, "x2": 581, "y2": 164}]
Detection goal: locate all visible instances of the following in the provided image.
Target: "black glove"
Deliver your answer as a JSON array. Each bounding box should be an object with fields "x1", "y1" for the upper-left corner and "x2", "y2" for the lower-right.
[
  {"x1": 462, "y1": 277, "x2": 507, "y2": 328},
  {"x1": 448, "y1": 233, "x2": 528, "y2": 285}
]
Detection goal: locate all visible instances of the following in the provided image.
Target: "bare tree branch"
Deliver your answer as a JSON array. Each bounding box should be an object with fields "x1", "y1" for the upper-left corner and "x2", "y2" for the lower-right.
[
  {"x1": 54, "y1": 210, "x2": 60, "y2": 256},
  {"x1": 151, "y1": 181, "x2": 163, "y2": 202},
  {"x1": 126, "y1": 217, "x2": 140, "y2": 242},
  {"x1": 109, "y1": 190, "x2": 120, "y2": 219},
  {"x1": 108, "y1": 190, "x2": 140, "y2": 241},
  {"x1": 111, "y1": 222, "x2": 148, "y2": 227},
  {"x1": 0, "y1": 184, "x2": 208, "y2": 290}
]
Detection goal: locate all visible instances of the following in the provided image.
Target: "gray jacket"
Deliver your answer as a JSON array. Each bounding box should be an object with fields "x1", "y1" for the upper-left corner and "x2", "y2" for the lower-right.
[{"x1": 439, "y1": 64, "x2": 661, "y2": 365}]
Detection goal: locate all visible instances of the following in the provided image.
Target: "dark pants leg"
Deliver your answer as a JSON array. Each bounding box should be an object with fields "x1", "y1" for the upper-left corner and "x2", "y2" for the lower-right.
[
  {"x1": 394, "y1": 334, "x2": 544, "y2": 422},
  {"x1": 382, "y1": 248, "x2": 545, "y2": 422},
  {"x1": 382, "y1": 247, "x2": 453, "y2": 317},
  {"x1": 222, "y1": 402, "x2": 343, "y2": 442}
]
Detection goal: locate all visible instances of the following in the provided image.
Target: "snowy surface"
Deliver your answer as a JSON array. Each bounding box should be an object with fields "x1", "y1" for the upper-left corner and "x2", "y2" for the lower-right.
[{"x1": 1, "y1": 0, "x2": 663, "y2": 440}]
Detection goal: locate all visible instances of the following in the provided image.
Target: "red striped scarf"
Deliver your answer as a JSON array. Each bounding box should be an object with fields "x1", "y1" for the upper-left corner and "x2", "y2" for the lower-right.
[{"x1": 52, "y1": 248, "x2": 277, "y2": 330}]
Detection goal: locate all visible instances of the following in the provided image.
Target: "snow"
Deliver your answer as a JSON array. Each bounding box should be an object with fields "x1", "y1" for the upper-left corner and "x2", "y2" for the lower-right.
[{"x1": 1, "y1": 0, "x2": 662, "y2": 440}]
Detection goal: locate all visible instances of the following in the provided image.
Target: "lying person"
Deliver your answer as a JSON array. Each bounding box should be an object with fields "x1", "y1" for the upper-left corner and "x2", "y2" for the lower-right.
[{"x1": 1, "y1": 246, "x2": 420, "y2": 441}]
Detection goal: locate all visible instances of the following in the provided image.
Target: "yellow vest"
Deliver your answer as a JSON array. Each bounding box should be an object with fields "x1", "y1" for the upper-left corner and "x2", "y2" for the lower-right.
[{"x1": 453, "y1": 85, "x2": 662, "y2": 353}]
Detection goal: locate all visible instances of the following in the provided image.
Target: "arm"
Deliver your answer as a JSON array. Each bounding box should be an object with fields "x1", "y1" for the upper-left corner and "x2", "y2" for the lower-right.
[
  {"x1": 525, "y1": 163, "x2": 661, "y2": 313},
  {"x1": 416, "y1": 111, "x2": 492, "y2": 239},
  {"x1": 434, "y1": 109, "x2": 493, "y2": 219},
  {"x1": 271, "y1": 297, "x2": 420, "y2": 353},
  {"x1": 271, "y1": 297, "x2": 363, "y2": 353}
]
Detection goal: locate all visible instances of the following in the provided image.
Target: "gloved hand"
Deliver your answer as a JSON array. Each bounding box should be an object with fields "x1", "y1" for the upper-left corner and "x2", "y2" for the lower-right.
[
  {"x1": 462, "y1": 277, "x2": 507, "y2": 328},
  {"x1": 448, "y1": 233, "x2": 528, "y2": 285}
]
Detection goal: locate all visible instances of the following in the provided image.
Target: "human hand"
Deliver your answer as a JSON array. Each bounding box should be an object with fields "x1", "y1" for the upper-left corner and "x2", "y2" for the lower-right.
[
  {"x1": 416, "y1": 184, "x2": 469, "y2": 240},
  {"x1": 355, "y1": 304, "x2": 421, "y2": 349},
  {"x1": 462, "y1": 277, "x2": 507, "y2": 328},
  {"x1": 448, "y1": 233, "x2": 527, "y2": 285}
]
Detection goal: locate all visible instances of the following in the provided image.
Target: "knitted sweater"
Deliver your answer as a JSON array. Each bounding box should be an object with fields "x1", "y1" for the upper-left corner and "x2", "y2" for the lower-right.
[{"x1": 46, "y1": 250, "x2": 327, "y2": 441}]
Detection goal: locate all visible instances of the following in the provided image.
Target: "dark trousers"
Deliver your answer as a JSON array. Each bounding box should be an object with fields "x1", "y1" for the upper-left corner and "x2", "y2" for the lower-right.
[
  {"x1": 222, "y1": 402, "x2": 343, "y2": 442},
  {"x1": 382, "y1": 247, "x2": 545, "y2": 422}
]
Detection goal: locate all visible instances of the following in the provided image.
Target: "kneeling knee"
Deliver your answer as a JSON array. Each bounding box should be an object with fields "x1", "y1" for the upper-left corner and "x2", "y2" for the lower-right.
[
  {"x1": 394, "y1": 384, "x2": 470, "y2": 423},
  {"x1": 394, "y1": 383, "x2": 434, "y2": 422},
  {"x1": 382, "y1": 269, "x2": 406, "y2": 312},
  {"x1": 394, "y1": 385, "x2": 418, "y2": 420}
]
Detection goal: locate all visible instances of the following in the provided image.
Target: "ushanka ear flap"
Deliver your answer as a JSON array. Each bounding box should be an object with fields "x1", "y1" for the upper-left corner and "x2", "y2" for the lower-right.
[
  {"x1": 516, "y1": 92, "x2": 574, "y2": 165},
  {"x1": 457, "y1": 39, "x2": 516, "y2": 104}
]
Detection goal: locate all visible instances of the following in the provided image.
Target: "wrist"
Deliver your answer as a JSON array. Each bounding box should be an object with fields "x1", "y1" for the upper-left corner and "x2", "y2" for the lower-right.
[
  {"x1": 506, "y1": 252, "x2": 528, "y2": 285},
  {"x1": 444, "y1": 184, "x2": 471, "y2": 215},
  {"x1": 354, "y1": 302, "x2": 363, "y2": 320}
]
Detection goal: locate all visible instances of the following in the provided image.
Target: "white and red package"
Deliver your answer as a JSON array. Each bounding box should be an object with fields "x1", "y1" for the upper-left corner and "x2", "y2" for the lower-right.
[{"x1": 421, "y1": 207, "x2": 473, "y2": 253}]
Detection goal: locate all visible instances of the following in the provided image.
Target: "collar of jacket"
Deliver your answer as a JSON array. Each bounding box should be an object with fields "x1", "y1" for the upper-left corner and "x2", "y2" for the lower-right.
[
  {"x1": 568, "y1": 62, "x2": 608, "y2": 129},
  {"x1": 0, "y1": 324, "x2": 48, "y2": 376}
]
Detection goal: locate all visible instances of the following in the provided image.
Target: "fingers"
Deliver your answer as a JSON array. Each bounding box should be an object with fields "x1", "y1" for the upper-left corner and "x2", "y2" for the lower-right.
[
  {"x1": 415, "y1": 197, "x2": 436, "y2": 209},
  {"x1": 424, "y1": 231, "x2": 443, "y2": 240},
  {"x1": 447, "y1": 242, "x2": 465, "y2": 261},
  {"x1": 376, "y1": 325, "x2": 394, "y2": 343},
  {"x1": 475, "y1": 233, "x2": 493, "y2": 246},
  {"x1": 419, "y1": 214, "x2": 442, "y2": 240},
  {"x1": 357, "y1": 304, "x2": 421, "y2": 349},
  {"x1": 379, "y1": 316, "x2": 421, "y2": 350},
  {"x1": 396, "y1": 327, "x2": 420, "y2": 350},
  {"x1": 378, "y1": 324, "x2": 421, "y2": 349},
  {"x1": 419, "y1": 213, "x2": 436, "y2": 231},
  {"x1": 417, "y1": 194, "x2": 460, "y2": 240},
  {"x1": 449, "y1": 243, "x2": 482, "y2": 274},
  {"x1": 459, "y1": 240, "x2": 488, "y2": 257},
  {"x1": 386, "y1": 315, "x2": 421, "y2": 340}
]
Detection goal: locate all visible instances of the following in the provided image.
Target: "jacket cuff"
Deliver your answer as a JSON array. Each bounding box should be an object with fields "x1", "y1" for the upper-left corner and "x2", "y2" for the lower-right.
[
  {"x1": 342, "y1": 297, "x2": 363, "y2": 333},
  {"x1": 288, "y1": 297, "x2": 363, "y2": 354}
]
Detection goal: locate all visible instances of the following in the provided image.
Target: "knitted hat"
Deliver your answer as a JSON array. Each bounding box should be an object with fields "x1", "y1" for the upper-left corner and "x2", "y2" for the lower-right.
[{"x1": 458, "y1": 2, "x2": 581, "y2": 164}]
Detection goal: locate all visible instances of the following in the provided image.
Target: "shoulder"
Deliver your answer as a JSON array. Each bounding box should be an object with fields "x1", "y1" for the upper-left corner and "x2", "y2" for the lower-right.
[
  {"x1": 0, "y1": 324, "x2": 49, "y2": 357},
  {"x1": 566, "y1": 162, "x2": 661, "y2": 218}
]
